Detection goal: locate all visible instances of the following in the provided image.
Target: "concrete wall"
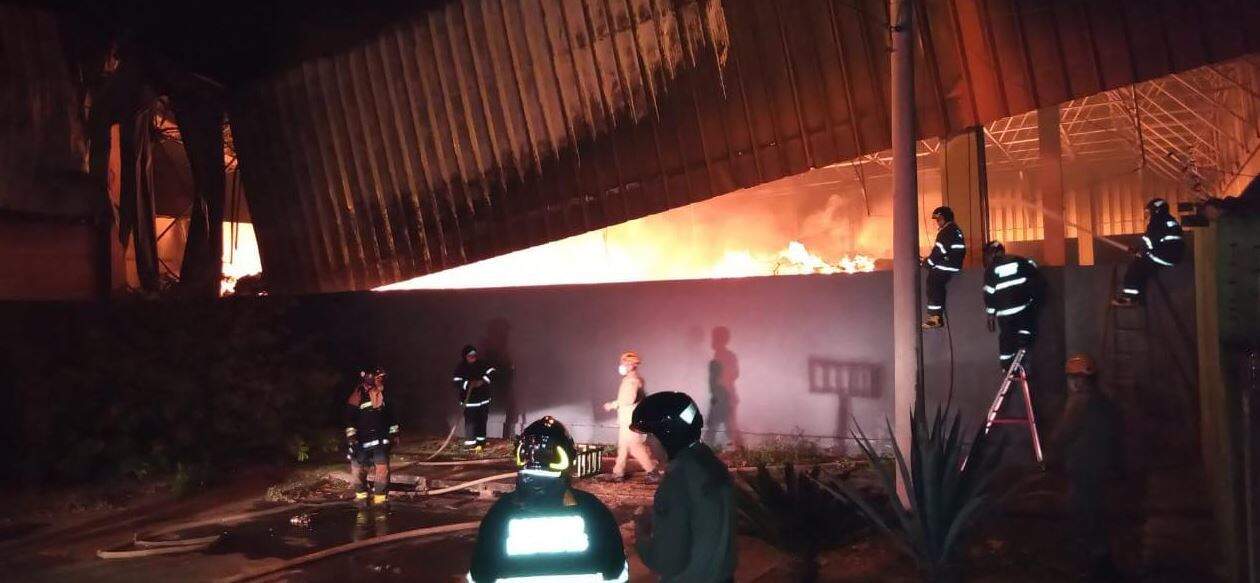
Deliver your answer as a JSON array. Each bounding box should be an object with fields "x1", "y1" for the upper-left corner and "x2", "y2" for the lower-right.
[{"x1": 301, "y1": 261, "x2": 1198, "y2": 451}]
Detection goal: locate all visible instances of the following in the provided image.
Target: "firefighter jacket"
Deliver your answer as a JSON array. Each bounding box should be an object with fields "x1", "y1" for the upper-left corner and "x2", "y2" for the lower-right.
[
  {"x1": 453, "y1": 360, "x2": 496, "y2": 408},
  {"x1": 468, "y1": 488, "x2": 628, "y2": 583},
  {"x1": 925, "y1": 222, "x2": 966, "y2": 272},
  {"x1": 636, "y1": 442, "x2": 736, "y2": 582},
  {"x1": 1140, "y1": 212, "x2": 1184, "y2": 267},
  {"x1": 344, "y1": 388, "x2": 398, "y2": 449},
  {"x1": 983, "y1": 255, "x2": 1042, "y2": 318}
]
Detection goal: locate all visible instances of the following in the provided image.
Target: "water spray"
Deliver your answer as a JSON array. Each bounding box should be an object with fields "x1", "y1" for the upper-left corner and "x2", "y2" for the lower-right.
[{"x1": 1002, "y1": 197, "x2": 1131, "y2": 253}]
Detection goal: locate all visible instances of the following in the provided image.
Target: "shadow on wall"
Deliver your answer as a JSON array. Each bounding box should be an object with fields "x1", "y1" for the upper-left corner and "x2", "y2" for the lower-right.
[
  {"x1": 705, "y1": 326, "x2": 743, "y2": 448},
  {"x1": 478, "y1": 317, "x2": 521, "y2": 438},
  {"x1": 808, "y1": 358, "x2": 882, "y2": 451}
]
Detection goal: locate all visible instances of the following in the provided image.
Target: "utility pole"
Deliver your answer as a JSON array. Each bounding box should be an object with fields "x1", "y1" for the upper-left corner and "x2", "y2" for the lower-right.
[{"x1": 890, "y1": 0, "x2": 918, "y2": 504}]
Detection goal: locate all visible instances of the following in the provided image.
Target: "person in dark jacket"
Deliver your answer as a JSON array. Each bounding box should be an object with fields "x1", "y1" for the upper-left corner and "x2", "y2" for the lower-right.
[
  {"x1": 983, "y1": 241, "x2": 1044, "y2": 372},
  {"x1": 344, "y1": 368, "x2": 398, "y2": 508},
  {"x1": 1113, "y1": 197, "x2": 1185, "y2": 307},
  {"x1": 922, "y1": 206, "x2": 966, "y2": 329},
  {"x1": 631, "y1": 391, "x2": 736, "y2": 583},
  {"x1": 468, "y1": 416, "x2": 628, "y2": 583},
  {"x1": 1051, "y1": 354, "x2": 1124, "y2": 581},
  {"x1": 453, "y1": 345, "x2": 496, "y2": 450}
]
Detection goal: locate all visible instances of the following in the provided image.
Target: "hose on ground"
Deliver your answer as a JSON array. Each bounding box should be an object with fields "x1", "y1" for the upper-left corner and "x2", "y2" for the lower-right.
[
  {"x1": 97, "y1": 502, "x2": 344, "y2": 560},
  {"x1": 422, "y1": 472, "x2": 517, "y2": 496},
  {"x1": 217, "y1": 520, "x2": 481, "y2": 583}
]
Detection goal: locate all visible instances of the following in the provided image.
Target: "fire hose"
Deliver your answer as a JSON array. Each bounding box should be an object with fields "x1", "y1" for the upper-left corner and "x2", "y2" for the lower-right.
[
  {"x1": 96, "y1": 470, "x2": 516, "y2": 561},
  {"x1": 216, "y1": 520, "x2": 481, "y2": 583}
]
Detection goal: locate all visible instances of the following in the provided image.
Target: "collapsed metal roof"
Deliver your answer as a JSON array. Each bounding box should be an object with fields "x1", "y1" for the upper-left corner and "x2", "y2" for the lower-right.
[{"x1": 229, "y1": 0, "x2": 1260, "y2": 292}]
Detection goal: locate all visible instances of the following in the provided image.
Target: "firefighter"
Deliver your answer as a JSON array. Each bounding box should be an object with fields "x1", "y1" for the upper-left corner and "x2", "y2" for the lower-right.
[
  {"x1": 602, "y1": 351, "x2": 660, "y2": 482},
  {"x1": 468, "y1": 416, "x2": 629, "y2": 583},
  {"x1": 922, "y1": 205, "x2": 966, "y2": 329},
  {"x1": 1113, "y1": 197, "x2": 1184, "y2": 307},
  {"x1": 631, "y1": 391, "x2": 736, "y2": 583},
  {"x1": 982, "y1": 241, "x2": 1044, "y2": 372},
  {"x1": 1051, "y1": 354, "x2": 1123, "y2": 581},
  {"x1": 344, "y1": 368, "x2": 398, "y2": 508},
  {"x1": 453, "y1": 345, "x2": 496, "y2": 450}
]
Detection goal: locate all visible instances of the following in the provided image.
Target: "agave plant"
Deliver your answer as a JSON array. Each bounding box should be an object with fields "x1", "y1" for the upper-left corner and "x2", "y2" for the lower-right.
[
  {"x1": 818, "y1": 405, "x2": 1010, "y2": 583},
  {"x1": 735, "y1": 463, "x2": 866, "y2": 582}
]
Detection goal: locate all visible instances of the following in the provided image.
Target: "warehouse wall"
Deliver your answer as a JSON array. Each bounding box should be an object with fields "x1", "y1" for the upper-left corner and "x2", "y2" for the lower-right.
[{"x1": 301, "y1": 261, "x2": 1198, "y2": 450}]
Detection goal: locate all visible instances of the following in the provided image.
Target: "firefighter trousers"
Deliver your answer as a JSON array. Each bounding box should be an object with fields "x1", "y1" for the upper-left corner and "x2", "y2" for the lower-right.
[
  {"x1": 925, "y1": 269, "x2": 953, "y2": 317},
  {"x1": 612, "y1": 426, "x2": 657, "y2": 477},
  {"x1": 463, "y1": 404, "x2": 489, "y2": 445},
  {"x1": 997, "y1": 309, "x2": 1038, "y2": 370},
  {"x1": 1120, "y1": 255, "x2": 1162, "y2": 300}
]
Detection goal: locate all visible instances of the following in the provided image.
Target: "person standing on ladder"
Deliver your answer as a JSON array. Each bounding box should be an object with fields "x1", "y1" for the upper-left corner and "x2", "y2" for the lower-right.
[
  {"x1": 922, "y1": 206, "x2": 966, "y2": 329},
  {"x1": 453, "y1": 345, "x2": 496, "y2": 450},
  {"x1": 983, "y1": 241, "x2": 1044, "y2": 372},
  {"x1": 1112, "y1": 197, "x2": 1184, "y2": 307}
]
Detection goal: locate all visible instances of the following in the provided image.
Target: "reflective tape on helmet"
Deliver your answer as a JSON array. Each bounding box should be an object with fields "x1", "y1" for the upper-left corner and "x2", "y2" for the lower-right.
[
  {"x1": 505, "y1": 516, "x2": 590, "y2": 556},
  {"x1": 345, "y1": 427, "x2": 357, "y2": 436},
  {"x1": 1149, "y1": 253, "x2": 1174, "y2": 267},
  {"x1": 994, "y1": 276, "x2": 1027, "y2": 291},
  {"x1": 679, "y1": 402, "x2": 699, "y2": 425},
  {"x1": 995, "y1": 302, "x2": 1030, "y2": 317}
]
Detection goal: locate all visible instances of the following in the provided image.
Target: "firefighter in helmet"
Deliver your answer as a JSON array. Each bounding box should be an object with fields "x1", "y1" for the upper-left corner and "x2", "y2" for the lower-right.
[
  {"x1": 345, "y1": 368, "x2": 398, "y2": 508},
  {"x1": 468, "y1": 416, "x2": 629, "y2": 583},
  {"x1": 982, "y1": 241, "x2": 1044, "y2": 372},
  {"x1": 631, "y1": 391, "x2": 736, "y2": 583},
  {"x1": 453, "y1": 345, "x2": 497, "y2": 449},
  {"x1": 1052, "y1": 353, "x2": 1123, "y2": 580},
  {"x1": 922, "y1": 206, "x2": 966, "y2": 329},
  {"x1": 1113, "y1": 197, "x2": 1185, "y2": 307},
  {"x1": 602, "y1": 351, "x2": 661, "y2": 482}
]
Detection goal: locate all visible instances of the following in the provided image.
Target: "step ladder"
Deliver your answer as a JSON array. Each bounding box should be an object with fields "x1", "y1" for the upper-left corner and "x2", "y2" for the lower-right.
[{"x1": 981, "y1": 348, "x2": 1044, "y2": 465}]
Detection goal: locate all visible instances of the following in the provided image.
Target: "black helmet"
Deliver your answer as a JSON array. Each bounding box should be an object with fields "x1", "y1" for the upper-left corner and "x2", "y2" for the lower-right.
[
  {"x1": 982, "y1": 241, "x2": 1004, "y2": 255},
  {"x1": 515, "y1": 416, "x2": 577, "y2": 477},
  {"x1": 461, "y1": 345, "x2": 478, "y2": 358},
  {"x1": 631, "y1": 391, "x2": 703, "y2": 459},
  {"x1": 931, "y1": 206, "x2": 954, "y2": 222},
  {"x1": 1145, "y1": 198, "x2": 1169, "y2": 214}
]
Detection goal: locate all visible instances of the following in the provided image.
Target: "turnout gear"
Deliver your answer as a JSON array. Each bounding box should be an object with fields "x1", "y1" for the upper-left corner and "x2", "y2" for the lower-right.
[
  {"x1": 469, "y1": 417, "x2": 628, "y2": 583},
  {"x1": 983, "y1": 252, "x2": 1043, "y2": 369},
  {"x1": 631, "y1": 391, "x2": 703, "y2": 460},
  {"x1": 1117, "y1": 199, "x2": 1184, "y2": 304},
  {"x1": 924, "y1": 210, "x2": 965, "y2": 322},
  {"x1": 635, "y1": 434, "x2": 736, "y2": 582},
  {"x1": 345, "y1": 373, "x2": 397, "y2": 498},
  {"x1": 606, "y1": 353, "x2": 659, "y2": 479},
  {"x1": 454, "y1": 345, "x2": 497, "y2": 447}
]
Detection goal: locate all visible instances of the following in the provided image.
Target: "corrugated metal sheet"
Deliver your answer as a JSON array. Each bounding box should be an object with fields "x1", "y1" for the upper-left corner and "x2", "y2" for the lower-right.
[
  {"x1": 0, "y1": 5, "x2": 91, "y2": 217},
  {"x1": 231, "y1": 0, "x2": 1260, "y2": 292}
]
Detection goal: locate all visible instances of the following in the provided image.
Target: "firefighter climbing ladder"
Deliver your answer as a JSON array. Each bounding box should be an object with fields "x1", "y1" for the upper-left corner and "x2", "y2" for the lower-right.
[{"x1": 982, "y1": 348, "x2": 1044, "y2": 465}]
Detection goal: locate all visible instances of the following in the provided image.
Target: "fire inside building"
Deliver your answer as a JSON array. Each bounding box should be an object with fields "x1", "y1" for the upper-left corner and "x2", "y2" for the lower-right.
[{"x1": 1, "y1": 1, "x2": 1258, "y2": 581}]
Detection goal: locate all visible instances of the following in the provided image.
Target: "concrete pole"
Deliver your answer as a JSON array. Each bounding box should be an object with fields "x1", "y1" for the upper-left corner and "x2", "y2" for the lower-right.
[
  {"x1": 1038, "y1": 106, "x2": 1066, "y2": 266},
  {"x1": 891, "y1": 0, "x2": 918, "y2": 504}
]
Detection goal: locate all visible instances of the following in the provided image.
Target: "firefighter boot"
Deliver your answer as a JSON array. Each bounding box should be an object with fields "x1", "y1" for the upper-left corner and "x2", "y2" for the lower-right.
[
  {"x1": 921, "y1": 314, "x2": 945, "y2": 329},
  {"x1": 372, "y1": 493, "x2": 389, "y2": 510}
]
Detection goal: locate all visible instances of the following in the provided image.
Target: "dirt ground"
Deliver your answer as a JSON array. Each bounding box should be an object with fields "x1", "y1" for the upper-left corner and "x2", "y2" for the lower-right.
[{"x1": 0, "y1": 439, "x2": 1223, "y2": 582}]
